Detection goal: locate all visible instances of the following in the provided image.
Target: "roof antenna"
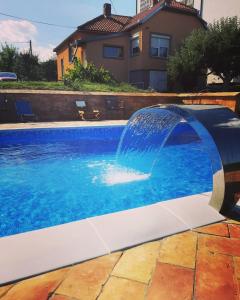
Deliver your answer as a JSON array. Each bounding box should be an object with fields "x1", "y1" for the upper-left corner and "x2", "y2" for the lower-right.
[
  {"x1": 109, "y1": 0, "x2": 117, "y2": 14},
  {"x1": 200, "y1": 0, "x2": 204, "y2": 17}
]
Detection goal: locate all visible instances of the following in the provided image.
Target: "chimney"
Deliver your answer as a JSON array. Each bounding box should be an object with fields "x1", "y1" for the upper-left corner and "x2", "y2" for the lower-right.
[{"x1": 103, "y1": 3, "x2": 111, "y2": 18}]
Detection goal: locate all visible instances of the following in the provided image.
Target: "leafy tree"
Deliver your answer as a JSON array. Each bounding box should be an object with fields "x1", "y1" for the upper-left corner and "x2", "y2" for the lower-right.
[
  {"x1": 206, "y1": 17, "x2": 240, "y2": 87},
  {"x1": 168, "y1": 29, "x2": 207, "y2": 91},
  {"x1": 0, "y1": 44, "x2": 19, "y2": 72},
  {"x1": 0, "y1": 43, "x2": 57, "y2": 81},
  {"x1": 15, "y1": 52, "x2": 41, "y2": 81},
  {"x1": 168, "y1": 17, "x2": 240, "y2": 90},
  {"x1": 40, "y1": 59, "x2": 57, "y2": 81}
]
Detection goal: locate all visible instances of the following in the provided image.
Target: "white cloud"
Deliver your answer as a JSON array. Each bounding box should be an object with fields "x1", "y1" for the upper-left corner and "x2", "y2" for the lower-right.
[
  {"x1": 0, "y1": 19, "x2": 55, "y2": 61},
  {"x1": 31, "y1": 44, "x2": 56, "y2": 61},
  {"x1": 0, "y1": 19, "x2": 37, "y2": 42}
]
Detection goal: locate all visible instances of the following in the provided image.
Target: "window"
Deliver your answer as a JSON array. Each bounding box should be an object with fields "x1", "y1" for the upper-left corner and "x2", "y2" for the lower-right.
[
  {"x1": 180, "y1": 0, "x2": 194, "y2": 7},
  {"x1": 130, "y1": 35, "x2": 140, "y2": 56},
  {"x1": 103, "y1": 46, "x2": 123, "y2": 59},
  {"x1": 61, "y1": 59, "x2": 64, "y2": 78},
  {"x1": 150, "y1": 34, "x2": 170, "y2": 58},
  {"x1": 69, "y1": 45, "x2": 74, "y2": 62},
  {"x1": 149, "y1": 70, "x2": 167, "y2": 91}
]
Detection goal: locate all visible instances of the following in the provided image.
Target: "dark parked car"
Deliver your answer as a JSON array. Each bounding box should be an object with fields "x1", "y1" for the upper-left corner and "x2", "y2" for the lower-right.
[{"x1": 0, "y1": 72, "x2": 17, "y2": 81}]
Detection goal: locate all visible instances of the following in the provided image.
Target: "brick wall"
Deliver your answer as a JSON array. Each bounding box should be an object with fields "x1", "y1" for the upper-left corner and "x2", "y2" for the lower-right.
[
  {"x1": 181, "y1": 93, "x2": 240, "y2": 113},
  {"x1": 0, "y1": 90, "x2": 239, "y2": 123}
]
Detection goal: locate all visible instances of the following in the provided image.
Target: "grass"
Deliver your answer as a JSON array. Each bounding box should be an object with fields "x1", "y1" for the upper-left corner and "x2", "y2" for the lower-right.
[{"x1": 0, "y1": 81, "x2": 145, "y2": 93}]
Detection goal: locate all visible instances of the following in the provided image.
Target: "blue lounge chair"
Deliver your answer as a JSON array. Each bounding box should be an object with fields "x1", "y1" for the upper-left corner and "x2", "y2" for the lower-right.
[{"x1": 15, "y1": 100, "x2": 36, "y2": 122}]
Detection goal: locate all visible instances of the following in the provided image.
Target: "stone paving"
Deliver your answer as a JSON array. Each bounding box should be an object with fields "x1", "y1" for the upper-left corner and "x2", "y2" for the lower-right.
[{"x1": 1, "y1": 219, "x2": 240, "y2": 300}]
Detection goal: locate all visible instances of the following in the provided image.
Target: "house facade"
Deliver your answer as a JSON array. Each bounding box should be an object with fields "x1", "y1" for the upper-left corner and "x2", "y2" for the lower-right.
[{"x1": 54, "y1": 0, "x2": 205, "y2": 91}]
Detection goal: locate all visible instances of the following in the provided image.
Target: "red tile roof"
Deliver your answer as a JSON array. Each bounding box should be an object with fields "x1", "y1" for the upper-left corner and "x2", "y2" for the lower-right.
[
  {"x1": 169, "y1": 0, "x2": 198, "y2": 13},
  {"x1": 78, "y1": 15, "x2": 132, "y2": 33},
  {"x1": 78, "y1": 0, "x2": 198, "y2": 33}
]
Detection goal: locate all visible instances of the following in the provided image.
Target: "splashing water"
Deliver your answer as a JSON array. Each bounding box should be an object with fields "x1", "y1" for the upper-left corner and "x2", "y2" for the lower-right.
[
  {"x1": 101, "y1": 107, "x2": 183, "y2": 186},
  {"x1": 116, "y1": 107, "x2": 182, "y2": 173},
  {"x1": 102, "y1": 164, "x2": 150, "y2": 186}
]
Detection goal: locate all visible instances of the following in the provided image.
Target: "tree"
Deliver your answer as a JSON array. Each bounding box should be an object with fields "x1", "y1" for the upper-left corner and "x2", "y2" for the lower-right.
[
  {"x1": 40, "y1": 59, "x2": 57, "y2": 81},
  {"x1": 0, "y1": 44, "x2": 19, "y2": 72},
  {"x1": 168, "y1": 16, "x2": 240, "y2": 90},
  {"x1": 168, "y1": 29, "x2": 207, "y2": 91},
  {"x1": 15, "y1": 52, "x2": 41, "y2": 81},
  {"x1": 206, "y1": 17, "x2": 240, "y2": 87}
]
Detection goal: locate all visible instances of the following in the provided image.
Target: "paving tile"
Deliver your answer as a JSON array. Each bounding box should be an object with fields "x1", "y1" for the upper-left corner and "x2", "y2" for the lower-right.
[
  {"x1": 112, "y1": 241, "x2": 160, "y2": 284},
  {"x1": 98, "y1": 276, "x2": 146, "y2": 300},
  {"x1": 198, "y1": 234, "x2": 240, "y2": 256},
  {"x1": 238, "y1": 280, "x2": 240, "y2": 299},
  {"x1": 195, "y1": 249, "x2": 237, "y2": 300},
  {"x1": 0, "y1": 285, "x2": 13, "y2": 298},
  {"x1": 1, "y1": 268, "x2": 68, "y2": 300},
  {"x1": 50, "y1": 295, "x2": 76, "y2": 300},
  {"x1": 54, "y1": 294, "x2": 83, "y2": 300},
  {"x1": 229, "y1": 224, "x2": 240, "y2": 239},
  {"x1": 225, "y1": 219, "x2": 240, "y2": 225},
  {"x1": 234, "y1": 257, "x2": 240, "y2": 279},
  {"x1": 158, "y1": 231, "x2": 197, "y2": 269},
  {"x1": 56, "y1": 252, "x2": 121, "y2": 300},
  {"x1": 194, "y1": 223, "x2": 229, "y2": 237},
  {"x1": 146, "y1": 262, "x2": 194, "y2": 300}
]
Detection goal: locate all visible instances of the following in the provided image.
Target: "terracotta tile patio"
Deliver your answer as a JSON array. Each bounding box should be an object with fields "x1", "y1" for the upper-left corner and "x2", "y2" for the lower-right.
[{"x1": 0, "y1": 219, "x2": 240, "y2": 300}]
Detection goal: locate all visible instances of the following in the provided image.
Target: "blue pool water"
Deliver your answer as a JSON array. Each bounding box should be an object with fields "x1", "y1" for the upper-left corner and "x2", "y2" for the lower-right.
[{"x1": 0, "y1": 123, "x2": 213, "y2": 237}]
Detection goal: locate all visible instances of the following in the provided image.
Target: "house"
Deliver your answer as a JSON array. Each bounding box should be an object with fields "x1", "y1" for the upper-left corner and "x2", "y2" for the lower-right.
[{"x1": 54, "y1": 0, "x2": 205, "y2": 91}]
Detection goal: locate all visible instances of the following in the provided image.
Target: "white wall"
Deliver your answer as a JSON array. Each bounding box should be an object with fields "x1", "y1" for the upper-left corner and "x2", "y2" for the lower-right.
[
  {"x1": 193, "y1": 0, "x2": 240, "y2": 23},
  {"x1": 137, "y1": 0, "x2": 152, "y2": 13}
]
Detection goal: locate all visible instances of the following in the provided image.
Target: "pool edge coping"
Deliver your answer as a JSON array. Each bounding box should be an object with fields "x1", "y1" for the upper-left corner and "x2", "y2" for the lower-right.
[
  {"x1": 0, "y1": 192, "x2": 224, "y2": 286},
  {"x1": 0, "y1": 121, "x2": 128, "y2": 131}
]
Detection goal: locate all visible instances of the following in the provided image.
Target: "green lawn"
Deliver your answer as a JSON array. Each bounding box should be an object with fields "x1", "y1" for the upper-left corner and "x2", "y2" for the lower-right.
[{"x1": 0, "y1": 81, "x2": 145, "y2": 93}]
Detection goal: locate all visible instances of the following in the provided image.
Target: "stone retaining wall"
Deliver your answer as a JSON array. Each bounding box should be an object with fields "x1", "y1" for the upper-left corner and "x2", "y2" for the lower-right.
[{"x1": 0, "y1": 90, "x2": 239, "y2": 123}]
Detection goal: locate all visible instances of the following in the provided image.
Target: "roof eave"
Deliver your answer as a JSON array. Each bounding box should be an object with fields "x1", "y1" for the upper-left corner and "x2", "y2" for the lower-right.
[
  {"x1": 123, "y1": 4, "x2": 165, "y2": 32},
  {"x1": 53, "y1": 29, "x2": 78, "y2": 52}
]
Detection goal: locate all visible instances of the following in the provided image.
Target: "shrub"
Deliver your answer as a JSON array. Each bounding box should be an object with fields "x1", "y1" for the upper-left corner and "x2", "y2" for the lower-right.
[
  {"x1": 64, "y1": 59, "x2": 116, "y2": 86},
  {"x1": 168, "y1": 16, "x2": 240, "y2": 91}
]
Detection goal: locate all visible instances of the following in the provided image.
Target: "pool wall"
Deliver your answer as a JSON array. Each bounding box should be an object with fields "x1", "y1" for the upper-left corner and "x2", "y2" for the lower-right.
[{"x1": 0, "y1": 90, "x2": 239, "y2": 123}]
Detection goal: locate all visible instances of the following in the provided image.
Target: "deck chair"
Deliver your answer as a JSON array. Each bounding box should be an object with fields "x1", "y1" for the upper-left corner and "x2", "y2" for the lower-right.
[
  {"x1": 15, "y1": 100, "x2": 36, "y2": 122},
  {"x1": 76, "y1": 100, "x2": 101, "y2": 121}
]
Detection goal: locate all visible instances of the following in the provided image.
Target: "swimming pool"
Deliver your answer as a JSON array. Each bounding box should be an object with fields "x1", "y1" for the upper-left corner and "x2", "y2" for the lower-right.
[{"x1": 0, "y1": 123, "x2": 212, "y2": 238}]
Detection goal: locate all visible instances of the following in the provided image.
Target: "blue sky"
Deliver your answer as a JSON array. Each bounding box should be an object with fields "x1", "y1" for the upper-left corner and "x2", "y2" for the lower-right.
[{"x1": 0, "y1": 0, "x2": 136, "y2": 60}]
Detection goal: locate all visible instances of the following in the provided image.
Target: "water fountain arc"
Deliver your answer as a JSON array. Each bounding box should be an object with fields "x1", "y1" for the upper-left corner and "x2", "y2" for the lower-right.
[{"x1": 152, "y1": 104, "x2": 240, "y2": 215}]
